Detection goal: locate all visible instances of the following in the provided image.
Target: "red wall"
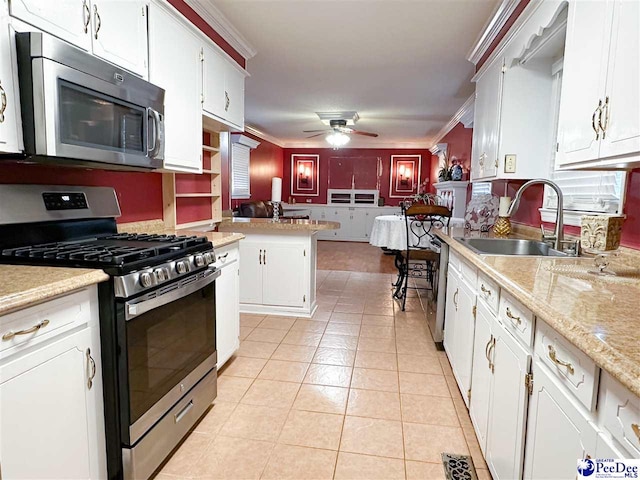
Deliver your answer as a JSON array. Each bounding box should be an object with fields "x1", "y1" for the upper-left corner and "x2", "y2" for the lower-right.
[
  {"x1": 0, "y1": 163, "x2": 163, "y2": 223},
  {"x1": 428, "y1": 123, "x2": 473, "y2": 200},
  {"x1": 282, "y1": 148, "x2": 431, "y2": 206}
]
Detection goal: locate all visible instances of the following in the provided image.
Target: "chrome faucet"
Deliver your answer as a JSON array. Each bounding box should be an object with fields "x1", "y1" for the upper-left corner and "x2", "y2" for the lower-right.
[{"x1": 507, "y1": 179, "x2": 564, "y2": 251}]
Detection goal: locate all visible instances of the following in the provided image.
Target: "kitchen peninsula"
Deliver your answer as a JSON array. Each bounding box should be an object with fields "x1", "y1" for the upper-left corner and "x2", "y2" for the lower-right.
[{"x1": 218, "y1": 218, "x2": 339, "y2": 317}]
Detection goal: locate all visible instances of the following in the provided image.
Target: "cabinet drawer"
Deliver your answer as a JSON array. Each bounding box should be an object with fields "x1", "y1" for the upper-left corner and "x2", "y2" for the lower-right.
[
  {"x1": 535, "y1": 320, "x2": 599, "y2": 411},
  {"x1": 214, "y1": 243, "x2": 239, "y2": 267},
  {"x1": 0, "y1": 289, "x2": 93, "y2": 357},
  {"x1": 600, "y1": 372, "x2": 640, "y2": 457},
  {"x1": 460, "y1": 259, "x2": 477, "y2": 287},
  {"x1": 477, "y1": 273, "x2": 499, "y2": 313},
  {"x1": 498, "y1": 292, "x2": 534, "y2": 348}
]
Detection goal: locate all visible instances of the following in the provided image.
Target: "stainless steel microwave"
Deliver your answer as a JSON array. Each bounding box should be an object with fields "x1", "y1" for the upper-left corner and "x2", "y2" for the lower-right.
[{"x1": 15, "y1": 32, "x2": 165, "y2": 170}]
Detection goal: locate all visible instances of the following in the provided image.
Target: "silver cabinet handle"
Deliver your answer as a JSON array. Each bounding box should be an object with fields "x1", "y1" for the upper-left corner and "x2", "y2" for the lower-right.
[
  {"x1": 93, "y1": 5, "x2": 101, "y2": 40},
  {"x1": 225, "y1": 91, "x2": 230, "y2": 112},
  {"x1": 599, "y1": 96, "x2": 610, "y2": 139},
  {"x1": 505, "y1": 307, "x2": 521, "y2": 326},
  {"x1": 2, "y1": 319, "x2": 50, "y2": 341},
  {"x1": 218, "y1": 252, "x2": 229, "y2": 260},
  {"x1": 86, "y1": 348, "x2": 96, "y2": 390},
  {"x1": 263, "y1": 249, "x2": 266, "y2": 265},
  {"x1": 453, "y1": 288, "x2": 459, "y2": 310},
  {"x1": 82, "y1": 0, "x2": 91, "y2": 33},
  {"x1": 592, "y1": 100, "x2": 603, "y2": 140},
  {"x1": 0, "y1": 81, "x2": 6, "y2": 123},
  {"x1": 480, "y1": 284, "x2": 491, "y2": 297},
  {"x1": 259, "y1": 249, "x2": 262, "y2": 265}
]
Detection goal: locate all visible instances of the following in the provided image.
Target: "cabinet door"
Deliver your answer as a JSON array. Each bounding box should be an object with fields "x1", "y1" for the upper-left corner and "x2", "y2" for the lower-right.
[
  {"x1": 9, "y1": 0, "x2": 91, "y2": 51},
  {"x1": 224, "y1": 61, "x2": 245, "y2": 130},
  {"x1": 216, "y1": 259, "x2": 240, "y2": 368},
  {"x1": 238, "y1": 242, "x2": 263, "y2": 305},
  {"x1": 485, "y1": 324, "x2": 531, "y2": 480},
  {"x1": 148, "y1": 3, "x2": 202, "y2": 173},
  {"x1": 469, "y1": 301, "x2": 494, "y2": 453},
  {"x1": 202, "y1": 43, "x2": 226, "y2": 119},
  {"x1": 450, "y1": 278, "x2": 476, "y2": 406},
  {"x1": 0, "y1": 9, "x2": 22, "y2": 153},
  {"x1": 364, "y1": 209, "x2": 377, "y2": 240},
  {"x1": 471, "y1": 57, "x2": 504, "y2": 179},
  {"x1": 443, "y1": 268, "x2": 459, "y2": 357},
  {"x1": 332, "y1": 208, "x2": 351, "y2": 240},
  {"x1": 555, "y1": 0, "x2": 610, "y2": 166},
  {"x1": 0, "y1": 329, "x2": 94, "y2": 479},
  {"x1": 598, "y1": 0, "x2": 640, "y2": 160},
  {"x1": 523, "y1": 362, "x2": 598, "y2": 479},
  {"x1": 90, "y1": 0, "x2": 148, "y2": 77},
  {"x1": 349, "y1": 208, "x2": 367, "y2": 240},
  {"x1": 262, "y1": 244, "x2": 305, "y2": 307}
]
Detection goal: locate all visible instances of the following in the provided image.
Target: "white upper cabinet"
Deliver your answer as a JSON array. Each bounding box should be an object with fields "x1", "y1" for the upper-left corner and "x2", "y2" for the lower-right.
[
  {"x1": 9, "y1": 0, "x2": 92, "y2": 51},
  {"x1": 202, "y1": 41, "x2": 245, "y2": 130},
  {"x1": 148, "y1": 1, "x2": 202, "y2": 173},
  {"x1": 8, "y1": 0, "x2": 149, "y2": 78},
  {"x1": 202, "y1": 43, "x2": 226, "y2": 119},
  {"x1": 223, "y1": 60, "x2": 245, "y2": 129},
  {"x1": 556, "y1": 0, "x2": 640, "y2": 169},
  {"x1": 0, "y1": 3, "x2": 23, "y2": 153},
  {"x1": 90, "y1": 1, "x2": 148, "y2": 77},
  {"x1": 471, "y1": 1, "x2": 566, "y2": 181}
]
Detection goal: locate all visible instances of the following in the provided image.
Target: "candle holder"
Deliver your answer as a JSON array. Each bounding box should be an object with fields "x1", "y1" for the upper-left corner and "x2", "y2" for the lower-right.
[
  {"x1": 272, "y1": 201, "x2": 280, "y2": 222},
  {"x1": 493, "y1": 216, "x2": 512, "y2": 237}
]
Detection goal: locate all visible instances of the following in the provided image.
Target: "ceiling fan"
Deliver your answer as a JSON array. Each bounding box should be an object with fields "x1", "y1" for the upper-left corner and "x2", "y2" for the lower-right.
[{"x1": 303, "y1": 119, "x2": 379, "y2": 139}]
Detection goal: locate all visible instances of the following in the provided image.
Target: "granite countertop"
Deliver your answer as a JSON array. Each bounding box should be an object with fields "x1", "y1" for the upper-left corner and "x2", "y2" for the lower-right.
[
  {"x1": 0, "y1": 266, "x2": 109, "y2": 316},
  {"x1": 218, "y1": 218, "x2": 340, "y2": 232},
  {"x1": 437, "y1": 227, "x2": 640, "y2": 397}
]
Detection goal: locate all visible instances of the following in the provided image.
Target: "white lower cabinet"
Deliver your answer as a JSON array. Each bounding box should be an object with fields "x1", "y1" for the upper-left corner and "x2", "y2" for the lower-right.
[
  {"x1": 308, "y1": 206, "x2": 402, "y2": 242},
  {"x1": 214, "y1": 243, "x2": 240, "y2": 369},
  {"x1": 0, "y1": 287, "x2": 106, "y2": 479},
  {"x1": 238, "y1": 233, "x2": 314, "y2": 316},
  {"x1": 469, "y1": 300, "x2": 493, "y2": 453},
  {"x1": 443, "y1": 265, "x2": 476, "y2": 407},
  {"x1": 523, "y1": 361, "x2": 598, "y2": 480}
]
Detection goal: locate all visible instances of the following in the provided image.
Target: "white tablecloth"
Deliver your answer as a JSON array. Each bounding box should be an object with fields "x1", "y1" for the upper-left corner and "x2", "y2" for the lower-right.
[{"x1": 369, "y1": 215, "x2": 464, "y2": 251}]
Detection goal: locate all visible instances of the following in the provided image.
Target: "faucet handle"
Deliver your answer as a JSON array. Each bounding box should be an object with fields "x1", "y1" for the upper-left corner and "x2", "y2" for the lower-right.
[
  {"x1": 540, "y1": 224, "x2": 555, "y2": 241},
  {"x1": 559, "y1": 239, "x2": 581, "y2": 256}
]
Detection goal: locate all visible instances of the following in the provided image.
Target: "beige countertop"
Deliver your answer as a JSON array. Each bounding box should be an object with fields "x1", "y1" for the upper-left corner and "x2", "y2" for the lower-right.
[
  {"x1": 436, "y1": 227, "x2": 640, "y2": 397},
  {"x1": 0, "y1": 266, "x2": 109, "y2": 316},
  {"x1": 218, "y1": 217, "x2": 340, "y2": 232}
]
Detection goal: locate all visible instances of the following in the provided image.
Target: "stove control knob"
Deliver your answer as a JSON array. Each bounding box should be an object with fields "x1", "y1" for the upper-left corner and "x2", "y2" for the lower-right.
[
  {"x1": 194, "y1": 254, "x2": 205, "y2": 267},
  {"x1": 139, "y1": 272, "x2": 153, "y2": 288},
  {"x1": 176, "y1": 261, "x2": 189, "y2": 274},
  {"x1": 204, "y1": 252, "x2": 214, "y2": 264},
  {"x1": 154, "y1": 268, "x2": 169, "y2": 282}
]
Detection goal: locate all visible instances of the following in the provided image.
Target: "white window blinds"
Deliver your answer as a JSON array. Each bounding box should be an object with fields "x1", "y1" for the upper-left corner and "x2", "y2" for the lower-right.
[
  {"x1": 231, "y1": 144, "x2": 251, "y2": 199},
  {"x1": 544, "y1": 170, "x2": 625, "y2": 213},
  {"x1": 471, "y1": 182, "x2": 492, "y2": 197}
]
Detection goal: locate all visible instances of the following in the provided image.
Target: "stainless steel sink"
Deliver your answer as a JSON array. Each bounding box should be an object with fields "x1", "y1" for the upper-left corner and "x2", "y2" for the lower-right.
[{"x1": 454, "y1": 237, "x2": 567, "y2": 257}]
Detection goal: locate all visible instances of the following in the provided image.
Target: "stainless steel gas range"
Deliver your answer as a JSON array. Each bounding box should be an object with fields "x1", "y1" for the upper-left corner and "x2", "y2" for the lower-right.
[{"x1": 0, "y1": 185, "x2": 219, "y2": 480}]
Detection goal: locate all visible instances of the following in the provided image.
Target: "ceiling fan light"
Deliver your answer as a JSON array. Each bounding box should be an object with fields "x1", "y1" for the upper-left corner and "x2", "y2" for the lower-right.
[{"x1": 326, "y1": 132, "x2": 350, "y2": 147}]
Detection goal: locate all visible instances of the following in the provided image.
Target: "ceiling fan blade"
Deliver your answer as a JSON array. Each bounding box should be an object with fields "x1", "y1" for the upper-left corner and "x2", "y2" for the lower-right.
[
  {"x1": 303, "y1": 129, "x2": 328, "y2": 133},
  {"x1": 352, "y1": 130, "x2": 379, "y2": 138},
  {"x1": 305, "y1": 133, "x2": 326, "y2": 138}
]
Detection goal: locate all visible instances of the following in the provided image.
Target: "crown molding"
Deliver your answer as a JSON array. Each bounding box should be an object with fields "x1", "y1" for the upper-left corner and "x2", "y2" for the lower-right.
[
  {"x1": 429, "y1": 95, "x2": 475, "y2": 150},
  {"x1": 231, "y1": 134, "x2": 260, "y2": 149},
  {"x1": 467, "y1": 0, "x2": 524, "y2": 65},
  {"x1": 184, "y1": 0, "x2": 257, "y2": 59},
  {"x1": 244, "y1": 125, "x2": 285, "y2": 148},
  {"x1": 430, "y1": 143, "x2": 448, "y2": 155}
]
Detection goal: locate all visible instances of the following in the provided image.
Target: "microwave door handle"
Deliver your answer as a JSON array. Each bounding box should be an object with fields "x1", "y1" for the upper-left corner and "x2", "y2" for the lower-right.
[
  {"x1": 125, "y1": 268, "x2": 220, "y2": 320},
  {"x1": 147, "y1": 108, "x2": 163, "y2": 158}
]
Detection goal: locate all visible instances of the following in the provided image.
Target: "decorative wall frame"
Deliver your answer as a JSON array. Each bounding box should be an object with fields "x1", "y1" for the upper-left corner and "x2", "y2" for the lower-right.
[
  {"x1": 389, "y1": 154, "x2": 422, "y2": 198},
  {"x1": 291, "y1": 154, "x2": 320, "y2": 196}
]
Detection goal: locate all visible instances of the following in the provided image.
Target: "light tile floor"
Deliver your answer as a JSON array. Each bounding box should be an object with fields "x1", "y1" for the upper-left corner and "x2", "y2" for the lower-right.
[{"x1": 156, "y1": 270, "x2": 491, "y2": 480}]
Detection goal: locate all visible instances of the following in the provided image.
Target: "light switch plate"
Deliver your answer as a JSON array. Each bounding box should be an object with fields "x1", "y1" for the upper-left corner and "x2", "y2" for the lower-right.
[{"x1": 504, "y1": 154, "x2": 517, "y2": 173}]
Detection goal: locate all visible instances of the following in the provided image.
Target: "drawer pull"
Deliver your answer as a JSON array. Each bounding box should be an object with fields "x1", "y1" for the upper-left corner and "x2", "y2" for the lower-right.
[
  {"x1": 547, "y1": 345, "x2": 575, "y2": 375},
  {"x1": 505, "y1": 307, "x2": 521, "y2": 325},
  {"x1": 2, "y1": 319, "x2": 50, "y2": 340},
  {"x1": 453, "y1": 288, "x2": 459, "y2": 310},
  {"x1": 86, "y1": 348, "x2": 96, "y2": 390},
  {"x1": 480, "y1": 284, "x2": 492, "y2": 296},
  {"x1": 632, "y1": 423, "x2": 640, "y2": 442},
  {"x1": 218, "y1": 252, "x2": 229, "y2": 260}
]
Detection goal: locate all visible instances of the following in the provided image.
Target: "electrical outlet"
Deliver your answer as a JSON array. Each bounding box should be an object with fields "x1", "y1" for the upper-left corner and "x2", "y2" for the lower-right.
[
  {"x1": 306, "y1": 198, "x2": 311, "y2": 203},
  {"x1": 504, "y1": 154, "x2": 517, "y2": 173}
]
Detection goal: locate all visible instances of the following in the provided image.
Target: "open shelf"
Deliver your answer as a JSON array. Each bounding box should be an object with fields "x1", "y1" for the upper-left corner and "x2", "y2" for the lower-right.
[{"x1": 163, "y1": 124, "x2": 223, "y2": 230}]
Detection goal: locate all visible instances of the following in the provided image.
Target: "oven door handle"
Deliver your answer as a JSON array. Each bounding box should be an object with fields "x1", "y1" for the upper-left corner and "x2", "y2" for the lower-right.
[{"x1": 125, "y1": 268, "x2": 220, "y2": 320}]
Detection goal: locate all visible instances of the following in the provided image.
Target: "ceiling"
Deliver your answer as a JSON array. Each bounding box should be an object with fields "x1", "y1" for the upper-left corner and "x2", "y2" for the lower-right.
[{"x1": 211, "y1": 0, "x2": 499, "y2": 148}]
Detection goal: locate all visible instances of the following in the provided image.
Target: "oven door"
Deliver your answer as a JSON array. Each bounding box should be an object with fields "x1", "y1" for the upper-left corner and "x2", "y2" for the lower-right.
[
  {"x1": 26, "y1": 57, "x2": 164, "y2": 169},
  {"x1": 118, "y1": 267, "x2": 219, "y2": 446}
]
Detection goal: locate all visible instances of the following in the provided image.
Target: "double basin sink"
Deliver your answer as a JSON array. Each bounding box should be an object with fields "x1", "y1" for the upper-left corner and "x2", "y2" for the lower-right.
[{"x1": 454, "y1": 237, "x2": 567, "y2": 257}]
